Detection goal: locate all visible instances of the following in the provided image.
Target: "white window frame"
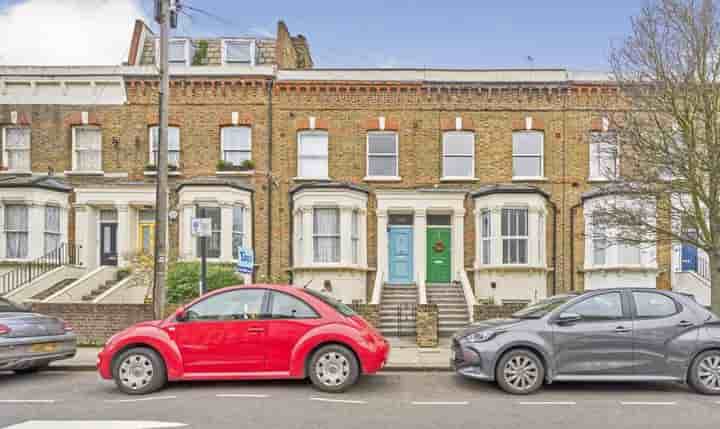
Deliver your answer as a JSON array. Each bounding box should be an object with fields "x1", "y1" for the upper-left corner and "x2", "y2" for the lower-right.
[
  {"x1": 442, "y1": 131, "x2": 475, "y2": 179},
  {"x1": 221, "y1": 126, "x2": 252, "y2": 166},
  {"x1": 591, "y1": 216, "x2": 608, "y2": 266},
  {"x1": 5, "y1": 204, "x2": 28, "y2": 259},
  {"x1": 196, "y1": 206, "x2": 222, "y2": 259},
  {"x1": 44, "y1": 205, "x2": 62, "y2": 255},
  {"x1": 512, "y1": 131, "x2": 544, "y2": 180},
  {"x1": 312, "y1": 207, "x2": 341, "y2": 264},
  {"x1": 149, "y1": 126, "x2": 181, "y2": 167},
  {"x1": 157, "y1": 38, "x2": 191, "y2": 66},
  {"x1": 365, "y1": 131, "x2": 399, "y2": 180},
  {"x1": 480, "y1": 209, "x2": 492, "y2": 265},
  {"x1": 232, "y1": 205, "x2": 245, "y2": 260},
  {"x1": 71, "y1": 126, "x2": 103, "y2": 172},
  {"x1": 297, "y1": 130, "x2": 329, "y2": 179},
  {"x1": 351, "y1": 209, "x2": 360, "y2": 265},
  {"x1": 1, "y1": 126, "x2": 31, "y2": 172},
  {"x1": 589, "y1": 131, "x2": 619, "y2": 181},
  {"x1": 501, "y1": 207, "x2": 529, "y2": 265},
  {"x1": 221, "y1": 39, "x2": 256, "y2": 65}
]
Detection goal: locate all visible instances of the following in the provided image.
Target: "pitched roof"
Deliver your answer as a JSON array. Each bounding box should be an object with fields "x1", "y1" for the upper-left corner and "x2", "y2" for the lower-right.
[
  {"x1": 470, "y1": 184, "x2": 550, "y2": 199},
  {"x1": 290, "y1": 181, "x2": 369, "y2": 194},
  {"x1": 0, "y1": 175, "x2": 72, "y2": 192}
]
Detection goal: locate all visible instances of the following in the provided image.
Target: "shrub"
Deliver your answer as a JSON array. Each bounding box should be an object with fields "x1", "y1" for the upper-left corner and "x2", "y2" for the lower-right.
[{"x1": 166, "y1": 262, "x2": 243, "y2": 304}]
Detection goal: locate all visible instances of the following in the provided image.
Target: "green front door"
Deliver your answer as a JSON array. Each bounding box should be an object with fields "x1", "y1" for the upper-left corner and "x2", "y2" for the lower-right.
[{"x1": 427, "y1": 228, "x2": 451, "y2": 283}]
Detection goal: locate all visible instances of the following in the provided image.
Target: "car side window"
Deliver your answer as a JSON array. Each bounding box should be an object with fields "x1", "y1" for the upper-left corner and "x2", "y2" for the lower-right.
[
  {"x1": 632, "y1": 292, "x2": 678, "y2": 318},
  {"x1": 185, "y1": 289, "x2": 266, "y2": 321},
  {"x1": 565, "y1": 292, "x2": 624, "y2": 321},
  {"x1": 269, "y1": 291, "x2": 319, "y2": 319}
]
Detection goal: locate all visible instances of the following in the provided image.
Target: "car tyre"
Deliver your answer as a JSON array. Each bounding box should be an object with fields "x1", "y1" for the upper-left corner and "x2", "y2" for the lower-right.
[
  {"x1": 495, "y1": 349, "x2": 545, "y2": 395},
  {"x1": 14, "y1": 365, "x2": 47, "y2": 375},
  {"x1": 689, "y1": 350, "x2": 720, "y2": 395},
  {"x1": 112, "y1": 347, "x2": 167, "y2": 395},
  {"x1": 308, "y1": 344, "x2": 360, "y2": 393}
]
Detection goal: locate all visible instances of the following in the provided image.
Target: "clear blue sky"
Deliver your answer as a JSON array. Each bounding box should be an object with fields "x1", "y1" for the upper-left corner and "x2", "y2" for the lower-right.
[{"x1": 166, "y1": 0, "x2": 645, "y2": 70}]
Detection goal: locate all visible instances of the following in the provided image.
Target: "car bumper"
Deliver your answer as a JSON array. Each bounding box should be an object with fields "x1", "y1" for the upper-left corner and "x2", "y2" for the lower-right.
[
  {"x1": 450, "y1": 338, "x2": 496, "y2": 381},
  {"x1": 363, "y1": 339, "x2": 390, "y2": 374},
  {"x1": 0, "y1": 333, "x2": 77, "y2": 371},
  {"x1": 97, "y1": 346, "x2": 113, "y2": 379}
]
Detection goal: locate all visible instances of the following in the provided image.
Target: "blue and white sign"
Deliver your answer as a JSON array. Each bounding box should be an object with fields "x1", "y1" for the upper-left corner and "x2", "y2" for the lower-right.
[{"x1": 236, "y1": 247, "x2": 254, "y2": 274}]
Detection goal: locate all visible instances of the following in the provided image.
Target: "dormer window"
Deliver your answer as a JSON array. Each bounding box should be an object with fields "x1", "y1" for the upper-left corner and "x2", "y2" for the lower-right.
[
  {"x1": 222, "y1": 39, "x2": 254, "y2": 65},
  {"x1": 157, "y1": 39, "x2": 191, "y2": 66}
]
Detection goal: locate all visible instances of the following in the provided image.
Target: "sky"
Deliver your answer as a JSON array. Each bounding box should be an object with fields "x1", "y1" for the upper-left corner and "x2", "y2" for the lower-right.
[{"x1": 0, "y1": 0, "x2": 647, "y2": 70}]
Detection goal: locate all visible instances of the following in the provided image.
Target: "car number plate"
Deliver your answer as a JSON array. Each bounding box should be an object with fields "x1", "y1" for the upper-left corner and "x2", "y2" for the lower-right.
[{"x1": 30, "y1": 343, "x2": 58, "y2": 353}]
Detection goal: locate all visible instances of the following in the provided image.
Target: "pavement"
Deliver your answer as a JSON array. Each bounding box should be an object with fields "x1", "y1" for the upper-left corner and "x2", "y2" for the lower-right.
[
  {"x1": 50, "y1": 337, "x2": 453, "y2": 371},
  {"x1": 1, "y1": 370, "x2": 719, "y2": 429}
]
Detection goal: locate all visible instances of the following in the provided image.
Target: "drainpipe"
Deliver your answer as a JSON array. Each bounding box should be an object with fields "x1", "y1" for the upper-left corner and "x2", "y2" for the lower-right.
[
  {"x1": 266, "y1": 79, "x2": 274, "y2": 280},
  {"x1": 569, "y1": 201, "x2": 583, "y2": 291},
  {"x1": 288, "y1": 193, "x2": 294, "y2": 285},
  {"x1": 547, "y1": 200, "x2": 558, "y2": 296}
]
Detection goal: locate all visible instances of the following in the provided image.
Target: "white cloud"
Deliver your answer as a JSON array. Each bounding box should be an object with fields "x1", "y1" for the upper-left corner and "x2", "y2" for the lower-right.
[{"x1": 0, "y1": 0, "x2": 149, "y2": 65}]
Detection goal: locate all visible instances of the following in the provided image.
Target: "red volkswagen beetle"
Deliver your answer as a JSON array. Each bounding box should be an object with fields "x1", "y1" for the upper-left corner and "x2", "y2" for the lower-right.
[{"x1": 98, "y1": 284, "x2": 389, "y2": 394}]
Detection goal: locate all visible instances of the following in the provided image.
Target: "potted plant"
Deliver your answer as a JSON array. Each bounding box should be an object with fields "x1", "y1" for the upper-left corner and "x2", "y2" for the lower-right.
[{"x1": 217, "y1": 159, "x2": 255, "y2": 171}]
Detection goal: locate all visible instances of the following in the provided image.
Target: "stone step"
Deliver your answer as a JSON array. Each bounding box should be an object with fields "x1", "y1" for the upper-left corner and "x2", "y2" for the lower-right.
[{"x1": 31, "y1": 278, "x2": 78, "y2": 301}]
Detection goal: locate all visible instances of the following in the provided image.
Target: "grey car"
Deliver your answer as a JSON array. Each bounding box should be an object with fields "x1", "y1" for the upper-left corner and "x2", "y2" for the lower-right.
[
  {"x1": 0, "y1": 297, "x2": 76, "y2": 373},
  {"x1": 452, "y1": 288, "x2": 720, "y2": 395}
]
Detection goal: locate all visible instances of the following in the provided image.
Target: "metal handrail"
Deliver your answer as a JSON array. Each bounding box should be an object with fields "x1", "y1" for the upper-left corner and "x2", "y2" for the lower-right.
[{"x1": 0, "y1": 243, "x2": 82, "y2": 296}]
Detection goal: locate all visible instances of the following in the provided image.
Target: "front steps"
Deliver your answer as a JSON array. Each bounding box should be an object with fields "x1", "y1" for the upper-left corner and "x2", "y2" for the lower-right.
[
  {"x1": 31, "y1": 278, "x2": 78, "y2": 301},
  {"x1": 82, "y1": 279, "x2": 118, "y2": 302},
  {"x1": 379, "y1": 284, "x2": 417, "y2": 337},
  {"x1": 426, "y1": 284, "x2": 470, "y2": 336}
]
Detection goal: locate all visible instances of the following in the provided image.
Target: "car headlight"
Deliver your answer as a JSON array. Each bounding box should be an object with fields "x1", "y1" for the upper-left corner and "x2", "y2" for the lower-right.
[{"x1": 463, "y1": 330, "x2": 499, "y2": 343}]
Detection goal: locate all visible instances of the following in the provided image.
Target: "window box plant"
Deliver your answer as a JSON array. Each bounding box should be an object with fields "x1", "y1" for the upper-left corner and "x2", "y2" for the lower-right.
[{"x1": 216, "y1": 159, "x2": 255, "y2": 171}]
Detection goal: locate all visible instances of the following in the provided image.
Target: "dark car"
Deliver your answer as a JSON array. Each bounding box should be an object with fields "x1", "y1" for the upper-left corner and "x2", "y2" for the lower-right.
[
  {"x1": 0, "y1": 297, "x2": 76, "y2": 373},
  {"x1": 452, "y1": 289, "x2": 720, "y2": 394}
]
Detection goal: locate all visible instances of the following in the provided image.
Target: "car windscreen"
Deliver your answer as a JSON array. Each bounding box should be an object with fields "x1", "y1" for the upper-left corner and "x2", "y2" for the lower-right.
[
  {"x1": 0, "y1": 297, "x2": 23, "y2": 312},
  {"x1": 512, "y1": 295, "x2": 575, "y2": 319},
  {"x1": 300, "y1": 289, "x2": 356, "y2": 317}
]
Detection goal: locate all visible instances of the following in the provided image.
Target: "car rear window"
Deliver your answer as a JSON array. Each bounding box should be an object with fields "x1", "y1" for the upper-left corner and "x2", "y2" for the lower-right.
[{"x1": 300, "y1": 289, "x2": 356, "y2": 317}]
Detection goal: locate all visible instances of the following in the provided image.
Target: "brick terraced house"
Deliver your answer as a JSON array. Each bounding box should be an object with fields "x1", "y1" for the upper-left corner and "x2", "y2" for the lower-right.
[{"x1": 0, "y1": 20, "x2": 709, "y2": 335}]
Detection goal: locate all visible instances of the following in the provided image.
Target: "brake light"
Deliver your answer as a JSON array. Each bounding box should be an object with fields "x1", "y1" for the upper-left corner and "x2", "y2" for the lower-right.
[
  {"x1": 62, "y1": 321, "x2": 73, "y2": 332},
  {"x1": 0, "y1": 324, "x2": 10, "y2": 336}
]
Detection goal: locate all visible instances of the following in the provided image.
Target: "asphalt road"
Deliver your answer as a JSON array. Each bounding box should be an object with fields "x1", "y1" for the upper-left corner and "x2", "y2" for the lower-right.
[{"x1": 1, "y1": 370, "x2": 719, "y2": 429}]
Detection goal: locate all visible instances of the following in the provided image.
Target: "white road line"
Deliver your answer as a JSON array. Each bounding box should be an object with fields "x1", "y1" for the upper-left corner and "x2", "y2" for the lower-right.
[
  {"x1": 216, "y1": 394, "x2": 270, "y2": 398},
  {"x1": 518, "y1": 401, "x2": 577, "y2": 405},
  {"x1": 620, "y1": 401, "x2": 677, "y2": 406},
  {"x1": 105, "y1": 396, "x2": 178, "y2": 403},
  {"x1": 0, "y1": 399, "x2": 56, "y2": 404},
  {"x1": 411, "y1": 401, "x2": 469, "y2": 406},
  {"x1": 309, "y1": 397, "x2": 367, "y2": 404}
]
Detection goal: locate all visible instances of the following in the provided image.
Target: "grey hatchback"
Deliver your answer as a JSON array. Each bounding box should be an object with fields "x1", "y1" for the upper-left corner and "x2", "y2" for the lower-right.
[
  {"x1": 452, "y1": 288, "x2": 720, "y2": 395},
  {"x1": 0, "y1": 297, "x2": 76, "y2": 373}
]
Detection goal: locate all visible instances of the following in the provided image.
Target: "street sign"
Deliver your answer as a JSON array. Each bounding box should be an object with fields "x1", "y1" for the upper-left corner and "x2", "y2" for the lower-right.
[
  {"x1": 191, "y1": 218, "x2": 212, "y2": 237},
  {"x1": 236, "y1": 247, "x2": 254, "y2": 274}
]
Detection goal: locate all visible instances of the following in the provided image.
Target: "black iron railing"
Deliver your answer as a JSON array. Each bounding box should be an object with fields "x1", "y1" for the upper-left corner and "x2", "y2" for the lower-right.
[
  {"x1": 391, "y1": 303, "x2": 417, "y2": 337},
  {"x1": 0, "y1": 243, "x2": 82, "y2": 296}
]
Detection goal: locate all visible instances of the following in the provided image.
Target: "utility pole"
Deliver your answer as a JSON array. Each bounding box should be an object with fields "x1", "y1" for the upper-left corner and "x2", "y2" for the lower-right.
[{"x1": 152, "y1": 0, "x2": 176, "y2": 319}]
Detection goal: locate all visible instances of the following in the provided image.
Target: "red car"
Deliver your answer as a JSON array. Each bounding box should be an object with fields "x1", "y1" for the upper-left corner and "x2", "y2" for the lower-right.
[{"x1": 98, "y1": 284, "x2": 389, "y2": 395}]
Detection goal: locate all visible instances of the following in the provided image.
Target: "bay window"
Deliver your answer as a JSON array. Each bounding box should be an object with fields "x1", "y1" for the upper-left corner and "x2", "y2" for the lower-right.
[
  {"x1": 73, "y1": 126, "x2": 102, "y2": 172},
  {"x1": 480, "y1": 209, "x2": 492, "y2": 265},
  {"x1": 367, "y1": 132, "x2": 398, "y2": 178},
  {"x1": 442, "y1": 131, "x2": 474, "y2": 178},
  {"x1": 5, "y1": 205, "x2": 28, "y2": 259},
  {"x1": 232, "y1": 206, "x2": 245, "y2": 260},
  {"x1": 221, "y1": 126, "x2": 252, "y2": 166},
  {"x1": 502, "y1": 208, "x2": 528, "y2": 264},
  {"x1": 351, "y1": 210, "x2": 360, "y2": 264},
  {"x1": 297, "y1": 131, "x2": 329, "y2": 178},
  {"x1": 313, "y1": 208, "x2": 340, "y2": 263},
  {"x1": 512, "y1": 131, "x2": 544, "y2": 179},
  {"x1": 2, "y1": 127, "x2": 30, "y2": 171},
  {"x1": 196, "y1": 206, "x2": 221, "y2": 258},
  {"x1": 44, "y1": 206, "x2": 61, "y2": 255}
]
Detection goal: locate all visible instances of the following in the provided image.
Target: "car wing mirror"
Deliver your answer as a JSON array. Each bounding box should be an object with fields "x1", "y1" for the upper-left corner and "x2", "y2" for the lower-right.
[
  {"x1": 557, "y1": 312, "x2": 582, "y2": 324},
  {"x1": 175, "y1": 309, "x2": 188, "y2": 322}
]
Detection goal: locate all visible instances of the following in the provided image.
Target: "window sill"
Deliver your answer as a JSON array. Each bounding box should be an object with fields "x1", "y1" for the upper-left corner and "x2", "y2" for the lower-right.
[
  {"x1": 440, "y1": 176, "x2": 478, "y2": 182},
  {"x1": 292, "y1": 264, "x2": 370, "y2": 272},
  {"x1": 473, "y1": 265, "x2": 548, "y2": 274},
  {"x1": 512, "y1": 176, "x2": 548, "y2": 182},
  {"x1": 0, "y1": 169, "x2": 32, "y2": 176},
  {"x1": 582, "y1": 265, "x2": 659, "y2": 273},
  {"x1": 363, "y1": 176, "x2": 402, "y2": 182},
  {"x1": 64, "y1": 170, "x2": 105, "y2": 176},
  {"x1": 144, "y1": 170, "x2": 182, "y2": 176},
  {"x1": 587, "y1": 177, "x2": 614, "y2": 183},
  {"x1": 294, "y1": 176, "x2": 331, "y2": 181},
  {"x1": 216, "y1": 170, "x2": 255, "y2": 176}
]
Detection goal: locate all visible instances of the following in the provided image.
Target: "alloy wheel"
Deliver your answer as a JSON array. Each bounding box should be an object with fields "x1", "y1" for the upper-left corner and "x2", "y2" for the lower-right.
[
  {"x1": 314, "y1": 352, "x2": 350, "y2": 387},
  {"x1": 118, "y1": 354, "x2": 155, "y2": 391},
  {"x1": 503, "y1": 355, "x2": 539, "y2": 391},
  {"x1": 697, "y1": 354, "x2": 720, "y2": 391}
]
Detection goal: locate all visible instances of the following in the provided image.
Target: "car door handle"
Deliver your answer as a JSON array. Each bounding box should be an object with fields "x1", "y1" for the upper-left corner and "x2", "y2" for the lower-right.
[
  {"x1": 677, "y1": 320, "x2": 694, "y2": 328},
  {"x1": 614, "y1": 326, "x2": 632, "y2": 333},
  {"x1": 247, "y1": 327, "x2": 265, "y2": 333}
]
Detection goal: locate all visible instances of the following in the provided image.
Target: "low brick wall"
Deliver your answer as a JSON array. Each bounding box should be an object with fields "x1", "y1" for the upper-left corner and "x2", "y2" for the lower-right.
[
  {"x1": 349, "y1": 303, "x2": 380, "y2": 329},
  {"x1": 474, "y1": 303, "x2": 527, "y2": 321},
  {"x1": 416, "y1": 304, "x2": 439, "y2": 348},
  {"x1": 30, "y1": 303, "x2": 154, "y2": 346}
]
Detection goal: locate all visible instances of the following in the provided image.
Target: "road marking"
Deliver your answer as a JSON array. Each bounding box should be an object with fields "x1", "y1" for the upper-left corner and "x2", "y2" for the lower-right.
[
  {"x1": 518, "y1": 401, "x2": 576, "y2": 405},
  {"x1": 620, "y1": 401, "x2": 677, "y2": 406},
  {"x1": 216, "y1": 394, "x2": 270, "y2": 398},
  {"x1": 3, "y1": 421, "x2": 187, "y2": 429},
  {"x1": 105, "y1": 396, "x2": 177, "y2": 403},
  {"x1": 0, "y1": 399, "x2": 56, "y2": 404},
  {"x1": 411, "y1": 401, "x2": 469, "y2": 406},
  {"x1": 309, "y1": 397, "x2": 367, "y2": 404}
]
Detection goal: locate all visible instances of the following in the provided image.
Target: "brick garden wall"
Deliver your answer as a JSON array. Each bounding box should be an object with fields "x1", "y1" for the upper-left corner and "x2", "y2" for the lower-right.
[
  {"x1": 31, "y1": 303, "x2": 154, "y2": 346},
  {"x1": 474, "y1": 303, "x2": 527, "y2": 321}
]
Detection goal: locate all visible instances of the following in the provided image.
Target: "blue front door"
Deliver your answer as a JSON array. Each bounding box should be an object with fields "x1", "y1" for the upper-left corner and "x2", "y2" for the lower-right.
[
  {"x1": 388, "y1": 227, "x2": 413, "y2": 284},
  {"x1": 682, "y1": 244, "x2": 698, "y2": 272}
]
